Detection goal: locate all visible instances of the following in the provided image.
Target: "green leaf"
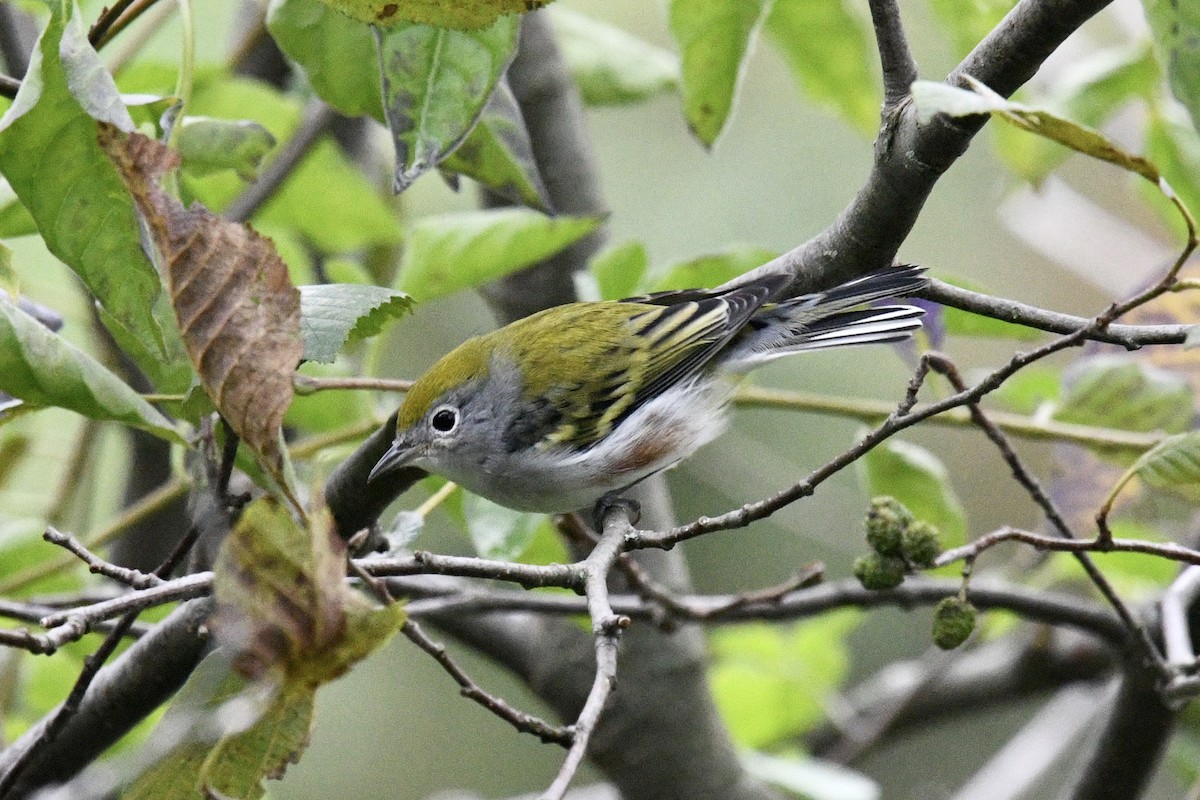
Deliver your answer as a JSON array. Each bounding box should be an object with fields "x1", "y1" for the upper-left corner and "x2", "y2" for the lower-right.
[
  {"x1": 0, "y1": 242, "x2": 16, "y2": 299},
  {"x1": 377, "y1": 16, "x2": 520, "y2": 191},
  {"x1": 183, "y1": 76, "x2": 402, "y2": 254},
  {"x1": 927, "y1": 0, "x2": 1017, "y2": 56},
  {"x1": 463, "y1": 493, "x2": 542, "y2": 561},
  {"x1": 590, "y1": 239, "x2": 650, "y2": 300},
  {"x1": 1127, "y1": 430, "x2": 1200, "y2": 490},
  {"x1": 441, "y1": 80, "x2": 552, "y2": 212},
  {"x1": 992, "y1": 365, "x2": 1060, "y2": 415},
  {"x1": 1143, "y1": 0, "x2": 1200, "y2": 133},
  {"x1": 709, "y1": 611, "x2": 861, "y2": 748},
  {"x1": 1146, "y1": 103, "x2": 1200, "y2": 234},
  {"x1": 856, "y1": 436, "x2": 967, "y2": 547},
  {"x1": 266, "y1": 0, "x2": 384, "y2": 120},
  {"x1": 315, "y1": 0, "x2": 548, "y2": 29},
  {"x1": 742, "y1": 750, "x2": 880, "y2": 800},
  {"x1": 397, "y1": 208, "x2": 604, "y2": 301},
  {"x1": 0, "y1": 297, "x2": 184, "y2": 444},
  {"x1": 0, "y1": 4, "x2": 167, "y2": 363},
  {"x1": 0, "y1": 180, "x2": 36, "y2": 238},
  {"x1": 548, "y1": 8, "x2": 681, "y2": 106},
  {"x1": 765, "y1": 0, "x2": 878, "y2": 133},
  {"x1": 298, "y1": 284, "x2": 413, "y2": 363},
  {"x1": 650, "y1": 245, "x2": 777, "y2": 292},
  {"x1": 1054, "y1": 355, "x2": 1194, "y2": 435},
  {"x1": 176, "y1": 117, "x2": 276, "y2": 180},
  {"x1": 669, "y1": 0, "x2": 773, "y2": 146}
]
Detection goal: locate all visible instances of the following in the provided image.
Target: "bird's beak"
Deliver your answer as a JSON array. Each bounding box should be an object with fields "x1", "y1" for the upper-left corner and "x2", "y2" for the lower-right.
[{"x1": 368, "y1": 438, "x2": 419, "y2": 483}]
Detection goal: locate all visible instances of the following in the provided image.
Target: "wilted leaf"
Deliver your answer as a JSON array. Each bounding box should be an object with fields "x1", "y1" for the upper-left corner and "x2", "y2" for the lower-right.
[
  {"x1": 912, "y1": 79, "x2": 1162, "y2": 184},
  {"x1": 993, "y1": 44, "x2": 1158, "y2": 183},
  {"x1": 441, "y1": 79, "x2": 552, "y2": 212},
  {"x1": 765, "y1": 0, "x2": 878, "y2": 133},
  {"x1": 120, "y1": 654, "x2": 311, "y2": 800},
  {"x1": 0, "y1": 296, "x2": 184, "y2": 444},
  {"x1": 397, "y1": 208, "x2": 604, "y2": 301},
  {"x1": 176, "y1": 117, "x2": 276, "y2": 180},
  {"x1": 549, "y1": 7, "x2": 681, "y2": 106},
  {"x1": 298, "y1": 284, "x2": 413, "y2": 363},
  {"x1": 267, "y1": 0, "x2": 384, "y2": 120},
  {"x1": 669, "y1": 0, "x2": 773, "y2": 146},
  {"x1": 856, "y1": 436, "x2": 967, "y2": 547},
  {"x1": 318, "y1": 0, "x2": 548, "y2": 29},
  {"x1": 1143, "y1": 0, "x2": 1200, "y2": 133},
  {"x1": 377, "y1": 16, "x2": 519, "y2": 191},
  {"x1": 212, "y1": 500, "x2": 405, "y2": 683},
  {"x1": 0, "y1": 5, "x2": 167, "y2": 364},
  {"x1": 1054, "y1": 355, "x2": 1194, "y2": 435},
  {"x1": 650, "y1": 245, "x2": 777, "y2": 292},
  {"x1": 101, "y1": 128, "x2": 303, "y2": 473},
  {"x1": 590, "y1": 240, "x2": 650, "y2": 300}
]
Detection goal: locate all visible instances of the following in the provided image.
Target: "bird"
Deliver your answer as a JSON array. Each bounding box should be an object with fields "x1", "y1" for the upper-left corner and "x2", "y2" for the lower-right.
[{"x1": 369, "y1": 265, "x2": 928, "y2": 514}]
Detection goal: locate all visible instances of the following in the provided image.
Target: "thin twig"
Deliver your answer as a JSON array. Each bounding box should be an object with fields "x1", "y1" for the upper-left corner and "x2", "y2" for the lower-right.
[
  {"x1": 37, "y1": 573, "x2": 214, "y2": 633},
  {"x1": 0, "y1": 479, "x2": 190, "y2": 594},
  {"x1": 293, "y1": 375, "x2": 414, "y2": 395},
  {"x1": 0, "y1": 503, "x2": 205, "y2": 796},
  {"x1": 937, "y1": 528, "x2": 1200, "y2": 569},
  {"x1": 918, "y1": 353, "x2": 1166, "y2": 674},
  {"x1": 42, "y1": 528, "x2": 165, "y2": 590},
  {"x1": 89, "y1": 0, "x2": 139, "y2": 45},
  {"x1": 922, "y1": 279, "x2": 1192, "y2": 349},
  {"x1": 734, "y1": 385, "x2": 1162, "y2": 454},
  {"x1": 403, "y1": 618, "x2": 573, "y2": 745},
  {"x1": 224, "y1": 98, "x2": 338, "y2": 223},
  {"x1": 92, "y1": 0, "x2": 164, "y2": 50}
]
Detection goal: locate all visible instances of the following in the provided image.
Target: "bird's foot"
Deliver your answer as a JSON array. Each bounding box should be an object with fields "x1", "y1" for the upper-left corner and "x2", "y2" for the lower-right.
[{"x1": 592, "y1": 494, "x2": 641, "y2": 533}]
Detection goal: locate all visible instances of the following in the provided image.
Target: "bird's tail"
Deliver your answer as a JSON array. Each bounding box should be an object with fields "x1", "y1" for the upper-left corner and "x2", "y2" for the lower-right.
[{"x1": 721, "y1": 265, "x2": 927, "y2": 371}]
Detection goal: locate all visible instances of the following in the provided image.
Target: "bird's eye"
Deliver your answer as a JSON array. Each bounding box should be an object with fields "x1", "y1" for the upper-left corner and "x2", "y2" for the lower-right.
[{"x1": 430, "y1": 406, "x2": 459, "y2": 433}]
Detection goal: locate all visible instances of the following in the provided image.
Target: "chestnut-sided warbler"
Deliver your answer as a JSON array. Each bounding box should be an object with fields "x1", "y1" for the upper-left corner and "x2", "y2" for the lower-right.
[{"x1": 369, "y1": 265, "x2": 928, "y2": 513}]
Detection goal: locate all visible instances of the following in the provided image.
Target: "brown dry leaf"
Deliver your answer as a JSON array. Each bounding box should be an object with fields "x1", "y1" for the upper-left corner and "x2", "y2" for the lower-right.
[{"x1": 99, "y1": 125, "x2": 302, "y2": 475}]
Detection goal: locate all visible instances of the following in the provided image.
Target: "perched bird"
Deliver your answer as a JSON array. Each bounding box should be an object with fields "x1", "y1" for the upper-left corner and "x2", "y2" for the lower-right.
[{"x1": 370, "y1": 265, "x2": 928, "y2": 514}]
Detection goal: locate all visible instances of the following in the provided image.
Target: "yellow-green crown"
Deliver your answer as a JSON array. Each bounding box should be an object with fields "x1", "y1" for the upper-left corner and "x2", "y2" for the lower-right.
[{"x1": 397, "y1": 336, "x2": 490, "y2": 429}]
